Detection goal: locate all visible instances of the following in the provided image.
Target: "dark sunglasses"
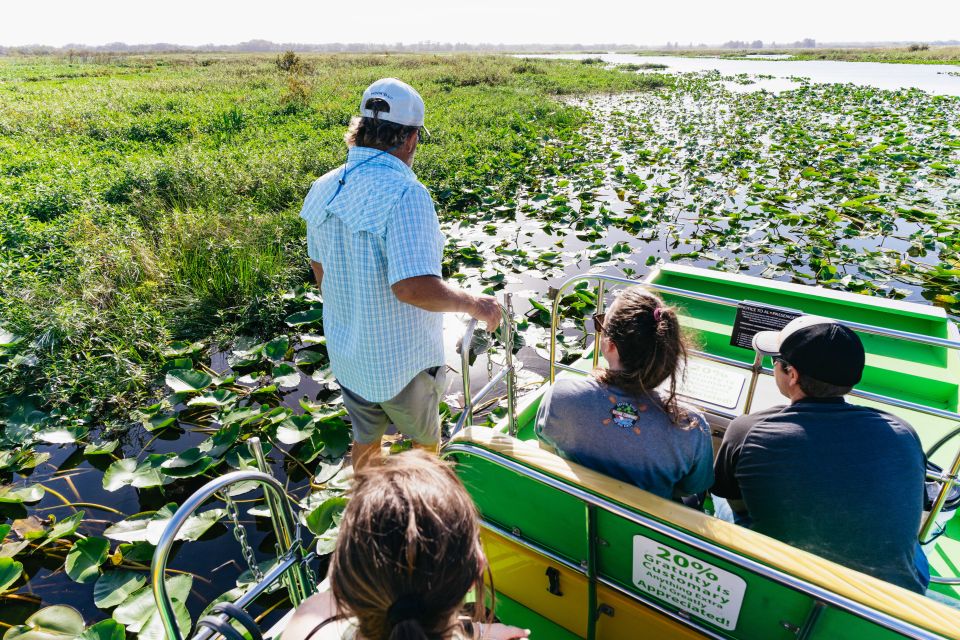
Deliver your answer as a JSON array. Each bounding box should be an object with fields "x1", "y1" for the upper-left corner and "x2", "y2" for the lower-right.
[
  {"x1": 773, "y1": 356, "x2": 791, "y2": 370},
  {"x1": 592, "y1": 312, "x2": 606, "y2": 333}
]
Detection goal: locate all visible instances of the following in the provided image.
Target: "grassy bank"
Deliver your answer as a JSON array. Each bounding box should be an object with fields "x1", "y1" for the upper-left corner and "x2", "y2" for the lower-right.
[
  {"x1": 0, "y1": 53, "x2": 667, "y2": 426},
  {"x1": 635, "y1": 46, "x2": 960, "y2": 65}
]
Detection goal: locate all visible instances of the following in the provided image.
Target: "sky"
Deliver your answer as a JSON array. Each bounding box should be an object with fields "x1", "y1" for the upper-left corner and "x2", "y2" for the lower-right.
[{"x1": 3, "y1": 0, "x2": 960, "y2": 47}]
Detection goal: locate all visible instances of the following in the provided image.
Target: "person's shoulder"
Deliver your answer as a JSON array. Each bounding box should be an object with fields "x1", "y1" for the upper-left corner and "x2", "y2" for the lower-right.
[
  {"x1": 551, "y1": 377, "x2": 604, "y2": 397},
  {"x1": 850, "y1": 403, "x2": 921, "y2": 437},
  {"x1": 283, "y1": 592, "x2": 339, "y2": 640},
  {"x1": 722, "y1": 405, "x2": 789, "y2": 443}
]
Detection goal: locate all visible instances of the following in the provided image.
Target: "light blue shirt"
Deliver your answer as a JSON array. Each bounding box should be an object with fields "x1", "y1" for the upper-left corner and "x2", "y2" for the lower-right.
[{"x1": 300, "y1": 146, "x2": 445, "y2": 402}]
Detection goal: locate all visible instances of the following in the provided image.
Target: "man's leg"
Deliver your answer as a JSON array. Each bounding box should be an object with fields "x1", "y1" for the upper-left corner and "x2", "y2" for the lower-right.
[
  {"x1": 382, "y1": 366, "x2": 447, "y2": 452},
  {"x1": 339, "y1": 385, "x2": 391, "y2": 470}
]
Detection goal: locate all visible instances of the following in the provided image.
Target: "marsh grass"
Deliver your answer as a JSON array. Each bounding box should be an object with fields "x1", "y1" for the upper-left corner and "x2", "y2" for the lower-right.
[{"x1": 0, "y1": 53, "x2": 667, "y2": 424}]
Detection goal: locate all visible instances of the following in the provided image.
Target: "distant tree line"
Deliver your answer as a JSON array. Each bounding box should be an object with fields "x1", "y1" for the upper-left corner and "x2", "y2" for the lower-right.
[
  {"x1": 0, "y1": 40, "x2": 635, "y2": 55},
  {"x1": 2, "y1": 38, "x2": 958, "y2": 56}
]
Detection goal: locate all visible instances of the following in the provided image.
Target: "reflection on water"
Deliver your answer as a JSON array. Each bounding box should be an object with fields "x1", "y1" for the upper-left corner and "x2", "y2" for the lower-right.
[{"x1": 526, "y1": 53, "x2": 960, "y2": 96}]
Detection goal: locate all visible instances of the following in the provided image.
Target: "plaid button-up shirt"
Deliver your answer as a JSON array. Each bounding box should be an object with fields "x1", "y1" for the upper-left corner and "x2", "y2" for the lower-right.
[{"x1": 299, "y1": 146, "x2": 445, "y2": 402}]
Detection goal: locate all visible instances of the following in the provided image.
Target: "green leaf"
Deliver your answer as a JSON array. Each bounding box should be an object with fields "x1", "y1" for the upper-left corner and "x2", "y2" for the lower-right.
[
  {"x1": 94, "y1": 570, "x2": 147, "y2": 609},
  {"x1": 160, "y1": 448, "x2": 216, "y2": 478},
  {"x1": 0, "y1": 557, "x2": 23, "y2": 592},
  {"x1": 165, "y1": 369, "x2": 213, "y2": 393},
  {"x1": 272, "y1": 363, "x2": 301, "y2": 388},
  {"x1": 36, "y1": 426, "x2": 89, "y2": 445},
  {"x1": 186, "y1": 389, "x2": 237, "y2": 408},
  {"x1": 3, "y1": 606, "x2": 85, "y2": 640},
  {"x1": 276, "y1": 414, "x2": 316, "y2": 445},
  {"x1": 314, "y1": 459, "x2": 345, "y2": 485},
  {"x1": 78, "y1": 620, "x2": 125, "y2": 640},
  {"x1": 83, "y1": 440, "x2": 119, "y2": 456},
  {"x1": 39, "y1": 511, "x2": 85, "y2": 547},
  {"x1": 0, "y1": 485, "x2": 45, "y2": 504},
  {"x1": 305, "y1": 497, "x2": 348, "y2": 536},
  {"x1": 104, "y1": 504, "x2": 224, "y2": 545},
  {"x1": 295, "y1": 350, "x2": 325, "y2": 367},
  {"x1": 263, "y1": 336, "x2": 289, "y2": 362},
  {"x1": 65, "y1": 537, "x2": 109, "y2": 583},
  {"x1": 285, "y1": 308, "x2": 323, "y2": 327},
  {"x1": 198, "y1": 423, "x2": 241, "y2": 459},
  {"x1": 113, "y1": 574, "x2": 192, "y2": 636},
  {"x1": 103, "y1": 455, "x2": 171, "y2": 491},
  {"x1": 162, "y1": 340, "x2": 203, "y2": 359}
]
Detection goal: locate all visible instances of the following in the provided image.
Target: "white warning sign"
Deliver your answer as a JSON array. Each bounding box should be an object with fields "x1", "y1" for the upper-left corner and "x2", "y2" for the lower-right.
[{"x1": 632, "y1": 535, "x2": 747, "y2": 631}]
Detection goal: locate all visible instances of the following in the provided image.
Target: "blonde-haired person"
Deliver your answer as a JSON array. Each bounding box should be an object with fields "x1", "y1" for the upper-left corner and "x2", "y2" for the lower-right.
[
  {"x1": 537, "y1": 288, "x2": 713, "y2": 501},
  {"x1": 283, "y1": 451, "x2": 530, "y2": 640}
]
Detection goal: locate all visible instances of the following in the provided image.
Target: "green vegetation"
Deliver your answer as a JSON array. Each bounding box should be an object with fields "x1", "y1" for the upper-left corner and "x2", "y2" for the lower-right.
[{"x1": 0, "y1": 53, "x2": 664, "y2": 426}]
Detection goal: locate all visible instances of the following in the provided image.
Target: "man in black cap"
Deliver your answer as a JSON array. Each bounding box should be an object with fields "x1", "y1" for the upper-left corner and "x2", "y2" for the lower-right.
[{"x1": 712, "y1": 316, "x2": 930, "y2": 593}]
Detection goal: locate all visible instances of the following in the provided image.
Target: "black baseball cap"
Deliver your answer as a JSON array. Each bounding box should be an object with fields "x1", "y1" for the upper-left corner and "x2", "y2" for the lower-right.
[{"x1": 753, "y1": 316, "x2": 865, "y2": 386}]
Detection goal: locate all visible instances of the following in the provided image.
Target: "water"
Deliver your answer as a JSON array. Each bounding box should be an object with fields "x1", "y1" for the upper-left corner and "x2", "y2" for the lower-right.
[{"x1": 527, "y1": 53, "x2": 960, "y2": 96}]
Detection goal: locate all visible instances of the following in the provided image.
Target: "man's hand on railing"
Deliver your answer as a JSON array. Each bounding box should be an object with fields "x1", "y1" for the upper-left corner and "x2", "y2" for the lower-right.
[{"x1": 469, "y1": 294, "x2": 502, "y2": 330}]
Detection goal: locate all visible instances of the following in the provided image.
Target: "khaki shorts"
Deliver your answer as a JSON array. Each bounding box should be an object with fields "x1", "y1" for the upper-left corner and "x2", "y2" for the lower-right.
[{"x1": 340, "y1": 366, "x2": 448, "y2": 446}]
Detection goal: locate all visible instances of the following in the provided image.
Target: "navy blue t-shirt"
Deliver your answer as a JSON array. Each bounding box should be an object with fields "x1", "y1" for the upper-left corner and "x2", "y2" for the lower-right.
[
  {"x1": 713, "y1": 397, "x2": 927, "y2": 593},
  {"x1": 536, "y1": 378, "x2": 714, "y2": 500}
]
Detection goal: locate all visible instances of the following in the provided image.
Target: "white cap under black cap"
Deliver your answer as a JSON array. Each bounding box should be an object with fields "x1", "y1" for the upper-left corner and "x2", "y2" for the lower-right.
[
  {"x1": 360, "y1": 78, "x2": 426, "y2": 128},
  {"x1": 753, "y1": 315, "x2": 865, "y2": 386}
]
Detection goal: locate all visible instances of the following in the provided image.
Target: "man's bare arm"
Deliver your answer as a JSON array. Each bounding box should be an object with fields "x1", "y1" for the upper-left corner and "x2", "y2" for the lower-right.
[
  {"x1": 310, "y1": 260, "x2": 324, "y2": 288},
  {"x1": 392, "y1": 275, "x2": 501, "y2": 329}
]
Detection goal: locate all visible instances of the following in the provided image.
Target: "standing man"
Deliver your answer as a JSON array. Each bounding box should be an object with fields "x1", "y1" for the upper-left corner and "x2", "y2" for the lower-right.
[
  {"x1": 712, "y1": 316, "x2": 929, "y2": 593},
  {"x1": 300, "y1": 78, "x2": 500, "y2": 469}
]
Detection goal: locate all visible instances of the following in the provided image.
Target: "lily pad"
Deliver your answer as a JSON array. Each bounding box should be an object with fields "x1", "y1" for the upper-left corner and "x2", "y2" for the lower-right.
[
  {"x1": 104, "y1": 504, "x2": 224, "y2": 545},
  {"x1": 0, "y1": 557, "x2": 23, "y2": 592},
  {"x1": 272, "y1": 363, "x2": 301, "y2": 388},
  {"x1": 263, "y1": 336, "x2": 290, "y2": 362},
  {"x1": 103, "y1": 455, "x2": 171, "y2": 491},
  {"x1": 83, "y1": 440, "x2": 119, "y2": 455},
  {"x1": 160, "y1": 447, "x2": 217, "y2": 478},
  {"x1": 36, "y1": 426, "x2": 89, "y2": 445},
  {"x1": 94, "y1": 570, "x2": 147, "y2": 608},
  {"x1": 165, "y1": 369, "x2": 213, "y2": 393},
  {"x1": 276, "y1": 414, "x2": 316, "y2": 445},
  {"x1": 3, "y1": 605, "x2": 85, "y2": 640},
  {"x1": 65, "y1": 536, "x2": 109, "y2": 583},
  {"x1": 113, "y1": 574, "x2": 192, "y2": 638},
  {"x1": 78, "y1": 620, "x2": 126, "y2": 640},
  {"x1": 305, "y1": 496, "x2": 348, "y2": 537},
  {"x1": 0, "y1": 485, "x2": 45, "y2": 504},
  {"x1": 285, "y1": 308, "x2": 323, "y2": 327}
]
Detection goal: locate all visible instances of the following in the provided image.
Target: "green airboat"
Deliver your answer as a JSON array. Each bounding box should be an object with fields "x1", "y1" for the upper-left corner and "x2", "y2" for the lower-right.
[{"x1": 152, "y1": 265, "x2": 960, "y2": 639}]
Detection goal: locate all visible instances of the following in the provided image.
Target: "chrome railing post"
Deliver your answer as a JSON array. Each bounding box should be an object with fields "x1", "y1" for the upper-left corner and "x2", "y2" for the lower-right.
[
  {"x1": 591, "y1": 281, "x2": 606, "y2": 370},
  {"x1": 503, "y1": 293, "x2": 517, "y2": 437},
  {"x1": 920, "y1": 443, "x2": 960, "y2": 545},
  {"x1": 151, "y1": 471, "x2": 312, "y2": 640},
  {"x1": 249, "y1": 438, "x2": 312, "y2": 607},
  {"x1": 742, "y1": 350, "x2": 764, "y2": 415},
  {"x1": 459, "y1": 318, "x2": 478, "y2": 431},
  {"x1": 452, "y1": 305, "x2": 516, "y2": 436}
]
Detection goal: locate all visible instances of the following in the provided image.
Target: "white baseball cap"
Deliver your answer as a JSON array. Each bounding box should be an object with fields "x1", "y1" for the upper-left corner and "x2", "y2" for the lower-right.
[
  {"x1": 752, "y1": 315, "x2": 836, "y2": 356},
  {"x1": 360, "y1": 78, "x2": 426, "y2": 128}
]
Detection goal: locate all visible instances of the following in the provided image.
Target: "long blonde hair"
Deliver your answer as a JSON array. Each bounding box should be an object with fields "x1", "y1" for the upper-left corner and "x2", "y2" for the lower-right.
[{"x1": 329, "y1": 451, "x2": 491, "y2": 639}]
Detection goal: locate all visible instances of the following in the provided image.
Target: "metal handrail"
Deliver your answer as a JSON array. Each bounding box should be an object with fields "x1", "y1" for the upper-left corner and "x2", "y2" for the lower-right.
[
  {"x1": 451, "y1": 295, "x2": 517, "y2": 437},
  {"x1": 546, "y1": 273, "x2": 960, "y2": 557},
  {"x1": 150, "y1": 469, "x2": 312, "y2": 640},
  {"x1": 445, "y1": 443, "x2": 952, "y2": 640}
]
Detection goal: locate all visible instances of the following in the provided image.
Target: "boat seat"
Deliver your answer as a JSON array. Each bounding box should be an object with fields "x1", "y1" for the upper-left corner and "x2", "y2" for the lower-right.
[{"x1": 448, "y1": 426, "x2": 960, "y2": 639}]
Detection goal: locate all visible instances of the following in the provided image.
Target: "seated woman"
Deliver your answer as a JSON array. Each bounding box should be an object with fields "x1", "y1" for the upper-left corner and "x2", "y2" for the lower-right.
[
  {"x1": 536, "y1": 287, "x2": 713, "y2": 500},
  {"x1": 283, "y1": 451, "x2": 529, "y2": 640}
]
